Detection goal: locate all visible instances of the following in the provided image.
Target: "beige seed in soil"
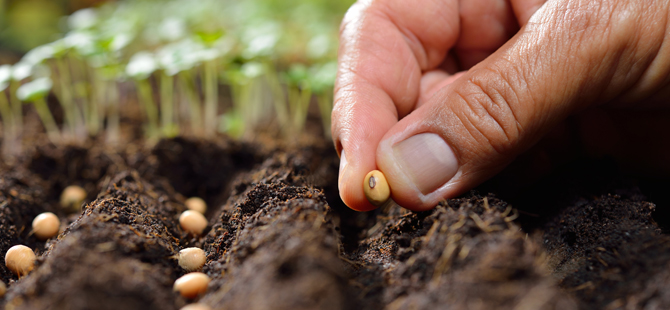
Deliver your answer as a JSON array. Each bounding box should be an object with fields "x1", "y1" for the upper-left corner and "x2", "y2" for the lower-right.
[
  {"x1": 178, "y1": 247, "x2": 206, "y2": 271},
  {"x1": 32, "y1": 212, "x2": 60, "y2": 240},
  {"x1": 363, "y1": 170, "x2": 390, "y2": 206},
  {"x1": 173, "y1": 272, "x2": 210, "y2": 299},
  {"x1": 5, "y1": 245, "x2": 36, "y2": 277},
  {"x1": 185, "y1": 197, "x2": 207, "y2": 214},
  {"x1": 179, "y1": 211, "x2": 208, "y2": 235},
  {"x1": 0, "y1": 281, "x2": 6, "y2": 297},
  {"x1": 180, "y1": 303, "x2": 212, "y2": 310},
  {"x1": 60, "y1": 185, "x2": 87, "y2": 212}
]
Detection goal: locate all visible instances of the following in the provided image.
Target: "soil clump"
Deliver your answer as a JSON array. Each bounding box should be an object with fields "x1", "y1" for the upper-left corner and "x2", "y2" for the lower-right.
[{"x1": 0, "y1": 135, "x2": 669, "y2": 309}]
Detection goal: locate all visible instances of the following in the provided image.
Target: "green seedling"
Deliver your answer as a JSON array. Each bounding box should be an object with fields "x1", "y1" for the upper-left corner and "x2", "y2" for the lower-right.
[
  {"x1": 53, "y1": 43, "x2": 85, "y2": 141},
  {"x1": 26, "y1": 41, "x2": 86, "y2": 142},
  {"x1": 63, "y1": 31, "x2": 97, "y2": 57},
  {"x1": 90, "y1": 34, "x2": 132, "y2": 145},
  {"x1": 220, "y1": 65, "x2": 248, "y2": 138},
  {"x1": 219, "y1": 112, "x2": 244, "y2": 138},
  {"x1": 262, "y1": 62, "x2": 291, "y2": 135},
  {"x1": 0, "y1": 65, "x2": 15, "y2": 156},
  {"x1": 203, "y1": 59, "x2": 219, "y2": 136},
  {"x1": 241, "y1": 21, "x2": 280, "y2": 59},
  {"x1": 93, "y1": 70, "x2": 121, "y2": 145},
  {"x1": 126, "y1": 52, "x2": 160, "y2": 137},
  {"x1": 309, "y1": 61, "x2": 337, "y2": 138},
  {"x1": 16, "y1": 77, "x2": 61, "y2": 143},
  {"x1": 3, "y1": 0, "x2": 350, "y2": 152},
  {"x1": 160, "y1": 72, "x2": 178, "y2": 137},
  {"x1": 222, "y1": 61, "x2": 270, "y2": 138},
  {"x1": 0, "y1": 65, "x2": 13, "y2": 128},
  {"x1": 284, "y1": 63, "x2": 312, "y2": 135},
  {"x1": 9, "y1": 61, "x2": 32, "y2": 134},
  {"x1": 189, "y1": 45, "x2": 223, "y2": 137},
  {"x1": 178, "y1": 70, "x2": 203, "y2": 136},
  {"x1": 68, "y1": 8, "x2": 99, "y2": 30},
  {"x1": 157, "y1": 40, "x2": 207, "y2": 137},
  {"x1": 190, "y1": 41, "x2": 224, "y2": 136},
  {"x1": 62, "y1": 32, "x2": 100, "y2": 135},
  {"x1": 159, "y1": 18, "x2": 187, "y2": 42}
]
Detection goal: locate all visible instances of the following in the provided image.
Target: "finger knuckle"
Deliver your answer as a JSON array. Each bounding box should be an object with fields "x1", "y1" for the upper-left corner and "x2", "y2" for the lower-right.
[{"x1": 451, "y1": 71, "x2": 525, "y2": 156}]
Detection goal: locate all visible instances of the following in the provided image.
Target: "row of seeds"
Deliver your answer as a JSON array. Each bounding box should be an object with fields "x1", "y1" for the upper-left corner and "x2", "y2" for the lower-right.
[{"x1": 3, "y1": 185, "x2": 214, "y2": 310}]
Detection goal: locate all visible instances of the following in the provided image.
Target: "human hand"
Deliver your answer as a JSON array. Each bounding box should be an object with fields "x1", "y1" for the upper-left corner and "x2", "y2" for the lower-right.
[{"x1": 332, "y1": 0, "x2": 670, "y2": 211}]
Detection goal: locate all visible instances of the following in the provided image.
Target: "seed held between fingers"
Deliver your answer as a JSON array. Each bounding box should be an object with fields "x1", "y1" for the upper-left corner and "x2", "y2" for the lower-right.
[
  {"x1": 364, "y1": 170, "x2": 390, "y2": 206},
  {"x1": 5, "y1": 245, "x2": 36, "y2": 277},
  {"x1": 32, "y1": 212, "x2": 61, "y2": 240},
  {"x1": 174, "y1": 272, "x2": 210, "y2": 299},
  {"x1": 179, "y1": 211, "x2": 208, "y2": 235},
  {"x1": 178, "y1": 247, "x2": 207, "y2": 271},
  {"x1": 185, "y1": 197, "x2": 207, "y2": 214}
]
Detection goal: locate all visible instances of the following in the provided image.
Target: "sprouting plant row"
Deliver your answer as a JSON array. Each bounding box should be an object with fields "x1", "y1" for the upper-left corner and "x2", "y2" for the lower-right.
[{"x1": 0, "y1": 0, "x2": 348, "y2": 156}]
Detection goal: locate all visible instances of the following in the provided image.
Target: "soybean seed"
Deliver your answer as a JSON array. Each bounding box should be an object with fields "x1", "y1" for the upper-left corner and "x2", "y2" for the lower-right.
[
  {"x1": 60, "y1": 185, "x2": 86, "y2": 212},
  {"x1": 5, "y1": 245, "x2": 36, "y2": 277},
  {"x1": 0, "y1": 281, "x2": 6, "y2": 297},
  {"x1": 185, "y1": 197, "x2": 207, "y2": 214},
  {"x1": 178, "y1": 247, "x2": 206, "y2": 271},
  {"x1": 174, "y1": 272, "x2": 210, "y2": 299},
  {"x1": 363, "y1": 170, "x2": 390, "y2": 206},
  {"x1": 179, "y1": 211, "x2": 208, "y2": 235},
  {"x1": 32, "y1": 212, "x2": 60, "y2": 240},
  {"x1": 180, "y1": 303, "x2": 212, "y2": 310}
]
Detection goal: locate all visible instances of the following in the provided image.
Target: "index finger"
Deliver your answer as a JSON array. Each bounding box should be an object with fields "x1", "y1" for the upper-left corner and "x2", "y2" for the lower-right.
[{"x1": 332, "y1": 0, "x2": 459, "y2": 210}]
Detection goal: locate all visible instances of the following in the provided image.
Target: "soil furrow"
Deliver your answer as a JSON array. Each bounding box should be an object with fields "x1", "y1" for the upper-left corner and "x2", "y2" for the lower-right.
[
  {"x1": 3, "y1": 171, "x2": 185, "y2": 310},
  {"x1": 0, "y1": 136, "x2": 670, "y2": 309}
]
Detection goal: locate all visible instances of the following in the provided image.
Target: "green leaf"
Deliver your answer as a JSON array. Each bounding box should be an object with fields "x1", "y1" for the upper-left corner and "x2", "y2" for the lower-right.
[
  {"x1": 22, "y1": 44, "x2": 56, "y2": 65},
  {"x1": 126, "y1": 52, "x2": 157, "y2": 80},
  {"x1": 0, "y1": 65, "x2": 11, "y2": 91},
  {"x1": 241, "y1": 62, "x2": 264, "y2": 79},
  {"x1": 68, "y1": 8, "x2": 99, "y2": 30},
  {"x1": 16, "y1": 77, "x2": 53, "y2": 102},
  {"x1": 11, "y1": 62, "x2": 33, "y2": 81},
  {"x1": 310, "y1": 61, "x2": 337, "y2": 93},
  {"x1": 219, "y1": 112, "x2": 244, "y2": 138},
  {"x1": 195, "y1": 30, "x2": 225, "y2": 46},
  {"x1": 285, "y1": 64, "x2": 309, "y2": 86}
]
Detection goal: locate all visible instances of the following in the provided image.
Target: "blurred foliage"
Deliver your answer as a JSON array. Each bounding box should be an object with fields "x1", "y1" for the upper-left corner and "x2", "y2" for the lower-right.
[
  {"x1": 0, "y1": 0, "x2": 111, "y2": 57},
  {"x1": 0, "y1": 0, "x2": 354, "y2": 149}
]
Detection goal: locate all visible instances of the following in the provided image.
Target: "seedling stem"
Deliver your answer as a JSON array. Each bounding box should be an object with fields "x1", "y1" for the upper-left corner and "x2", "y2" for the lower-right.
[
  {"x1": 203, "y1": 60, "x2": 218, "y2": 136},
  {"x1": 0, "y1": 91, "x2": 15, "y2": 156},
  {"x1": 178, "y1": 71, "x2": 203, "y2": 135},
  {"x1": 135, "y1": 79, "x2": 159, "y2": 137},
  {"x1": 8, "y1": 82, "x2": 22, "y2": 137},
  {"x1": 161, "y1": 73, "x2": 178, "y2": 137},
  {"x1": 33, "y1": 97, "x2": 61, "y2": 143},
  {"x1": 105, "y1": 80, "x2": 120, "y2": 145}
]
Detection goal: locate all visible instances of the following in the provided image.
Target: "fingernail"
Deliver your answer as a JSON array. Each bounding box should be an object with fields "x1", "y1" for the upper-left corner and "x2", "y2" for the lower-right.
[
  {"x1": 393, "y1": 133, "x2": 458, "y2": 194},
  {"x1": 338, "y1": 150, "x2": 348, "y2": 191}
]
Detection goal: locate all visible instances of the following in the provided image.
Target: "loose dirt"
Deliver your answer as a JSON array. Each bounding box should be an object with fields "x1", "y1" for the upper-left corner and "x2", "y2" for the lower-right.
[{"x1": 0, "y1": 130, "x2": 669, "y2": 309}]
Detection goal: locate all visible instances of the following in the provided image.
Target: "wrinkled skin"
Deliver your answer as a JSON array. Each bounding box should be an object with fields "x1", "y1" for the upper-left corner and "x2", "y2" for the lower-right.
[{"x1": 333, "y1": 0, "x2": 670, "y2": 211}]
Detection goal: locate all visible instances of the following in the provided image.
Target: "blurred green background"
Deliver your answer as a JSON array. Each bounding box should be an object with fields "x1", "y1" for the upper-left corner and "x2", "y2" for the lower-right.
[
  {"x1": 0, "y1": 0, "x2": 112, "y2": 62},
  {"x1": 0, "y1": 0, "x2": 355, "y2": 143}
]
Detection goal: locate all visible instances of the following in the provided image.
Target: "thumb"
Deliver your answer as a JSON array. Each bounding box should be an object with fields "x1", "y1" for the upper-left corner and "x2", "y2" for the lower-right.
[{"x1": 377, "y1": 0, "x2": 670, "y2": 210}]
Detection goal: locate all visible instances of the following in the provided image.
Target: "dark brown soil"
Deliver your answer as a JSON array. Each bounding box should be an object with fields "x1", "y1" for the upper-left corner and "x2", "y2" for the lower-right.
[{"x1": 0, "y1": 132, "x2": 670, "y2": 310}]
